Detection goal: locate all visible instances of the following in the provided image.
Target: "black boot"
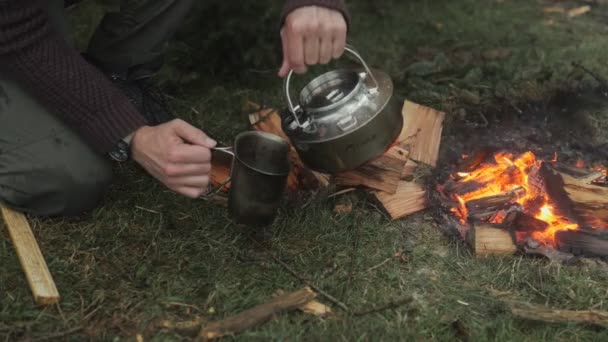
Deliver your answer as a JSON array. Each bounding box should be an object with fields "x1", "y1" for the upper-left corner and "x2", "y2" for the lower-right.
[{"x1": 82, "y1": 53, "x2": 175, "y2": 126}]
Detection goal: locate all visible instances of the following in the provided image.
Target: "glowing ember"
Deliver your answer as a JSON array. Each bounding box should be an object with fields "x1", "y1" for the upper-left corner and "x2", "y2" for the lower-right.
[{"x1": 447, "y1": 151, "x2": 579, "y2": 245}]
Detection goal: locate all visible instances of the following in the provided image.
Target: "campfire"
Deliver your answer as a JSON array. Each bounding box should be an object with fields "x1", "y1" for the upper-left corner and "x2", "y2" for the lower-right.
[
  {"x1": 437, "y1": 150, "x2": 608, "y2": 259},
  {"x1": 213, "y1": 100, "x2": 608, "y2": 262}
]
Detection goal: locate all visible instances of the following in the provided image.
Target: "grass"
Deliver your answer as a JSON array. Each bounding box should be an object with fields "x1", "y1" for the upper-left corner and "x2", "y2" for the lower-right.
[{"x1": 3, "y1": 0, "x2": 608, "y2": 340}]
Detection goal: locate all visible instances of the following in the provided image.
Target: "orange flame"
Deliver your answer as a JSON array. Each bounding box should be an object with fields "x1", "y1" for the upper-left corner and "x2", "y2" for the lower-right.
[{"x1": 449, "y1": 151, "x2": 579, "y2": 245}]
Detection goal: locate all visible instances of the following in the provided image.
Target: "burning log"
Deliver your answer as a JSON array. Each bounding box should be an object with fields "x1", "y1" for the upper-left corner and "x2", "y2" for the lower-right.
[
  {"x1": 466, "y1": 223, "x2": 517, "y2": 257},
  {"x1": 465, "y1": 186, "x2": 525, "y2": 216},
  {"x1": 457, "y1": 148, "x2": 490, "y2": 173},
  {"x1": 510, "y1": 211, "x2": 550, "y2": 232},
  {"x1": 442, "y1": 179, "x2": 486, "y2": 197},
  {"x1": 335, "y1": 146, "x2": 409, "y2": 194},
  {"x1": 398, "y1": 101, "x2": 445, "y2": 167},
  {"x1": 555, "y1": 230, "x2": 608, "y2": 258}
]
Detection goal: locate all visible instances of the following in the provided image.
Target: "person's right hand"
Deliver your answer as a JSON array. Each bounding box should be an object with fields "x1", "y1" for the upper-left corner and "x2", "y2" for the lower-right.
[{"x1": 131, "y1": 119, "x2": 217, "y2": 198}]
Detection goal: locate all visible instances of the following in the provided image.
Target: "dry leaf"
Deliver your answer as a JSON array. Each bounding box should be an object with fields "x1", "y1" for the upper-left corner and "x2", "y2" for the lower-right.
[
  {"x1": 568, "y1": 5, "x2": 591, "y2": 18},
  {"x1": 543, "y1": 6, "x2": 565, "y2": 14},
  {"x1": 299, "y1": 300, "x2": 332, "y2": 316},
  {"x1": 482, "y1": 48, "x2": 512, "y2": 60},
  {"x1": 334, "y1": 203, "x2": 353, "y2": 214}
]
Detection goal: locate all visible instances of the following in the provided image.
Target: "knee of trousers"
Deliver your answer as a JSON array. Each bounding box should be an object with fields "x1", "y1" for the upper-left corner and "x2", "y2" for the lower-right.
[{"x1": 0, "y1": 162, "x2": 113, "y2": 217}]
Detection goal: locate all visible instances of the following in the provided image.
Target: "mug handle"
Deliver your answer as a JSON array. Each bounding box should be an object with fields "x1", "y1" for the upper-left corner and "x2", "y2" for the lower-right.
[
  {"x1": 200, "y1": 146, "x2": 235, "y2": 200},
  {"x1": 282, "y1": 44, "x2": 380, "y2": 127}
]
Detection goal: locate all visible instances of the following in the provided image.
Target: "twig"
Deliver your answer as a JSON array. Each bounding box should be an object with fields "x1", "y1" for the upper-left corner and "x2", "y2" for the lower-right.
[
  {"x1": 572, "y1": 61, "x2": 608, "y2": 91},
  {"x1": 248, "y1": 236, "x2": 349, "y2": 312},
  {"x1": 508, "y1": 301, "x2": 608, "y2": 326},
  {"x1": 31, "y1": 326, "x2": 83, "y2": 341},
  {"x1": 365, "y1": 257, "x2": 393, "y2": 273},
  {"x1": 352, "y1": 297, "x2": 415, "y2": 317},
  {"x1": 327, "y1": 188, "x2": 357, "y2": 199},
  {"x1": 199, "y1": 287, "x2": 315, "y2": 341}
]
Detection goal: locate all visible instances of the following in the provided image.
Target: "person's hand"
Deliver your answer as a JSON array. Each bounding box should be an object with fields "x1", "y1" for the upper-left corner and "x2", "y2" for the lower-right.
[
  {"x1": 131, "y1": 119, "x2": 217, "y2": 198},
  {"x1": 278, "y1": 6, "x2": 347, "y2": 77}
]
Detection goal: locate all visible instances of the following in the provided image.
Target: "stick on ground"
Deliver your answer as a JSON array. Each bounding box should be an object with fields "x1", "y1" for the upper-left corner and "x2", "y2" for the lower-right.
[
  {"x1": 199, "y1": 287, "x2": 316, "y2": 341},
  {"x1": 508, "y1": 301, "x2": 608, "y2": 326},
  {"x1": 1, "y1": 205, "x2": 60, "y2": 306}
]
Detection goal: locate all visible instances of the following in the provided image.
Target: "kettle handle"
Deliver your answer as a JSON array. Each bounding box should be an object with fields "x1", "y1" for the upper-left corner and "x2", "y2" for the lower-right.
[{"x1": 283, "y1": 44, "x2": 379, "y2": 126}]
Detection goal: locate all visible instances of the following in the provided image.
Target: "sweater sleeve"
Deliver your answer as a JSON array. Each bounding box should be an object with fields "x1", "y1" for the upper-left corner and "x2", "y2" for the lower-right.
[
  {"x1": 0, "y1": 0, "x2": 146, "y2": 154},
  {"x1": 281, "y1": 0, "x2": 350, "y2": 28}
]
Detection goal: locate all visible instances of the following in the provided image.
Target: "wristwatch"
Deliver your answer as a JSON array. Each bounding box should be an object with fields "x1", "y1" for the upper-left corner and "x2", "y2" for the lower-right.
[{"x1": 109, "y1": 133, "x2": 134, "y2": 162}]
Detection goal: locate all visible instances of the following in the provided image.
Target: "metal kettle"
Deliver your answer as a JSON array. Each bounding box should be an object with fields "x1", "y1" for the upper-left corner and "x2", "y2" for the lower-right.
[{"x1": 281, "y1": 45, "x2": 403, "y2": 174}]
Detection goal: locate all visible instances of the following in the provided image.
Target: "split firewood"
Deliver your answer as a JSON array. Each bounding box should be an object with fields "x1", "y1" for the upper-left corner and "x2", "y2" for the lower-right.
[
  {"x1": 510, "y1": 212, "x2": 550, "y2": 232},
  {"x1": 555, "y1": 230, "x2": 608, "y2": 258},
  {"x1": 465, "y1": 187, "x2": 525, "y2": 217},
  {"x1": 1, "y1": 205, "x2": 60, "y2": 306},
  {"x1": 334, "y1": 146, "x2": 409, "y2": 194},
  {"x1": 199, "y1": 287, "x2": 316, "y2": 341},
  {"x1": 560, "y1": 172, "x2": 608, "y2": 229},
  {"x1": 374, "y1": 181, "x2": 428, "y2": 220},
  {"x1": 398, "y1": 101, "x2": 445, "y2": 167},
  {"x1": 551, "y1": 161, "x2": 591, "y2": 178},
  {"x1": 568, "y1": 5, "x2": 591, "y2": 18},
  {"x1": 508, "y1": 301, "x2": 608, "y2": 326},
  {"x1": 249, "y1": 108, "x2": 329, "y2": 191},
  {"x1": 466, "y1": 223, "x2": 517, "y2": 257},
  {"x1": 442, "y1": 179, "x2": 486, "y2": 197},
  {"x1": 401, "y1": 159, "x2": 418, "y2": 179}
]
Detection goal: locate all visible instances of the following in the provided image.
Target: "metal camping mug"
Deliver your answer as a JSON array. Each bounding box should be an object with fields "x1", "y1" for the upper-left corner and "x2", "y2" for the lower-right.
[{"x1": 209, "y1": 131, "x2": 291, "y2": 226}]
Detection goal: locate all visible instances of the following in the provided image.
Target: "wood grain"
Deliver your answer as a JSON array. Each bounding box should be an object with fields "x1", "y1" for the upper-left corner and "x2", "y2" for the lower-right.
[
  {"x1": 334, "y1": 146, "x2": 409, "y2": 194},
  {"x1": 374, "y1": 181, "x2": 428, "y2": 220},
  {"x1": 1, "y1": 205, "x2": 60, "y2": 305},
  {"x1": 398, "y1": 101, "x2": 445, "y2": 167},
  {"x1": 469, "y1": 223, "x2": 517, "y2": 257}
]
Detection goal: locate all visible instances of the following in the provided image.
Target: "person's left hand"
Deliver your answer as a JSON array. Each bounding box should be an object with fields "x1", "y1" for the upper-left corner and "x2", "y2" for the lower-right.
[{"x1": 278, "y1": 6, "x2": 347, "y2": 77}]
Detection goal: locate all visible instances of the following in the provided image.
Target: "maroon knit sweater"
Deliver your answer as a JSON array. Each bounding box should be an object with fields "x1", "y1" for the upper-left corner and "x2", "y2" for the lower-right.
[{"x1": 0, "y1": 0, "x2": 349, "y2": 154}]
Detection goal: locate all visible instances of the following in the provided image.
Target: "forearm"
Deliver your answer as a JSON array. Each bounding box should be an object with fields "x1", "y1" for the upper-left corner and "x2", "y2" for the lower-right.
[{"x1": 0, "y1": 0, "x2": 145, "y2": 153}]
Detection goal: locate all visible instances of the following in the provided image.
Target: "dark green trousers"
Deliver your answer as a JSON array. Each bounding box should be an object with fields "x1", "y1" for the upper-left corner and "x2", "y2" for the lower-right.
[{"x1": 0, "y1": 0, "x2": 193, "y2": 216}]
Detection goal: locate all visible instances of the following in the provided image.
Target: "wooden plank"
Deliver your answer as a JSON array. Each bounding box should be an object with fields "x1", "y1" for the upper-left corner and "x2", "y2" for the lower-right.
[
  {"x1": 334, "y1": 146, "x2": 409, "y2": 194},
  {"x1": 468, "y1": 223, "x2": 517, "y2": 257},
  {"x1": 249, "y1": 108, "x2": 330, "y2": 191},
  {"x1": 1, "y1": 205, "x2": 60, "y2": 306},
  {"x1": 374, "y1": 181, "x2": 428, "y2": 220},
  {"x1": 397, "y1": 101, "x2": 445, "y2": 167}
]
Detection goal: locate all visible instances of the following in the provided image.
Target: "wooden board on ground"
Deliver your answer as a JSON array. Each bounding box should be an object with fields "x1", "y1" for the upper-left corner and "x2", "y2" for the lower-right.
[
  {"x1": 334, "y1": 146, "x2": 409, "y2": 194},
  {"x1": 374, "y1": 181, "x2": 428, "y2": 220},
  {"x1": 467, "y1": 223, "x2": 517, "y2": 257},
  {"x1": 249, "y1": 108, "x2": 330, "y2": 191},
  {"x1": 398, "y1": 101, "x2": 445, "y2": 167},
  {"x1": 1, "y1": 205, "x2": 60, "y2": 306}
]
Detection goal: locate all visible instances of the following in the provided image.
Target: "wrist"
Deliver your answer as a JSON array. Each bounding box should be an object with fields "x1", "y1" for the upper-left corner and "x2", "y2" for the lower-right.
[{"x1": 108, "y1": 127, "x2": 141, "y2": 162}]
